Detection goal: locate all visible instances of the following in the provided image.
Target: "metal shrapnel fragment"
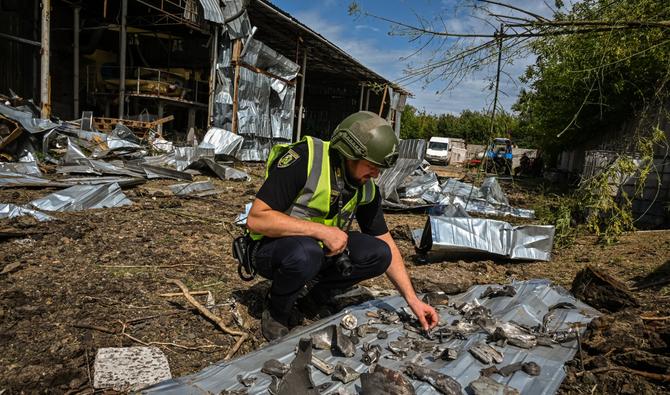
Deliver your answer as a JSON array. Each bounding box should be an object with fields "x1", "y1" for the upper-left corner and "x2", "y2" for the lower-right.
[
  {"x1": 377, "y1": 330, "x2": 388, "y2": 340},
  {"x1": 268, "y1": 339, "x2": 318, "y2": 395},
  {"x1": 487, "y1": 323, "x2": 537, "y2": 349},
  {"x1": 237, "y1": 374, "x2": 256, "y2": 387},
  {"x1": 469, "y1": 342, "x2": 504, "y2": 364},
  {"x1": 355, "y1": 323, "x2": 379, "y2": 337},
  {"x1": 340, "y1": 313, "x2": 357, "y2": 330},
  {"x1": 311, "y1": 355, "x2": 335, "y2": 375},
  {"x1": 522, "y1": 361, "x2": 541, "y2": 376},
  {"x1": 361, "y1": 343, "x2": 382, "y2": 365},
  {"x1": 388, "y1": 340, "x2": 411, "y2": 359},
  {"x1": 437, "y1": 347, "x2": 458, "y2": 361},
  {"x1": 314, "y1": 382, "x2": 333, "y2": 392},
  {"x1": 262, "y1": 359, "x2": 290, "y2": 378},
  {"x1": 309, "y1": 325, "x2": 356, "y2": 357},
  {"x1": 422, "y1": 291, "x2": 450, "y2": 306},
  {"x1": 468, "y1": 376, "x2": 520, "y2": 395},
  {"x1": 332, "y1": 363, "x2": 360, "y2": 384},
  {"x1": 480, "y1": 285, "x2": 516, "y2": 299},
  {"x1": 404, "y1": 362, "x2": 462, "y2": 395},
  {"x1": 360, "y1": 365, "x2": 416, "y2": 395}
]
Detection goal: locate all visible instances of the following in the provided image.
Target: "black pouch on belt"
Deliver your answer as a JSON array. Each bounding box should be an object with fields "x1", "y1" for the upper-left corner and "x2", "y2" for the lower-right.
[{"x1": 233, "y1": 234, "x2": 258, "y2": 281}]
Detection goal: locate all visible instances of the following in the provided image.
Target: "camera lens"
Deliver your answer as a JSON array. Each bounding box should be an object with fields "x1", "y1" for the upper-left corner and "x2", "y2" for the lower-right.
[{"x1": 335, "y1": 253, "x2": 353, "y2": 277}]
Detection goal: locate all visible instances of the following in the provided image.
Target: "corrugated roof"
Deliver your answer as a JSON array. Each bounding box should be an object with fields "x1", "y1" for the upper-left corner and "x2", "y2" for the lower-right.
[{"x1": 198, "y1": 0, "x2": 226, "y2": 24}]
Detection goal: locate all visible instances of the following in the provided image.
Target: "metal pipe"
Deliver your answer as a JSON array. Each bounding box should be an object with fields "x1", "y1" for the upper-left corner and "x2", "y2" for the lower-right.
[
  {"x1": 295, "y1": 49, "x2": 307, "y2": 142},
  {"x1": 207, "y1": 26, "x2": 219, "y2": 127},
  {"x1": 73, "y1": 6, "x2": 80, "y2": 118},
  {"x1": 40, "y1": 0, "x2": 51, "y2": 118},
  {"x1": 0, "y1": 32, "x2": 41, "y2": 47},
  {"x1": 118, "y1": 0, "x2": 128, "y2": 119}
]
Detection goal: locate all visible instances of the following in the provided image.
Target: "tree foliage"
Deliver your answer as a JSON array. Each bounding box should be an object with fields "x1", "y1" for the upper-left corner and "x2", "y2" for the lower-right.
[
  {"x1": 399, "y1": 105, "x2": 526, "y2": 145},
  {"x1": 514, "y1": 0, "x2": 670, "y2": 155}
]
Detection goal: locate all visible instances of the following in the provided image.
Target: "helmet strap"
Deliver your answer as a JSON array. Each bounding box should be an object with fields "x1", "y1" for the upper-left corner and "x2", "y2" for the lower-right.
[{"x1": 333, "y1": 149, "x2": 358, "y2": 189}]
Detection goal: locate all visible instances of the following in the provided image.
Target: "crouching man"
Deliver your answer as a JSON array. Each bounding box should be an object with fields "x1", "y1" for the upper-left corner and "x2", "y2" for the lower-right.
[{"x1": 246, "y1": 111, "x2": 438, "y2": 341}]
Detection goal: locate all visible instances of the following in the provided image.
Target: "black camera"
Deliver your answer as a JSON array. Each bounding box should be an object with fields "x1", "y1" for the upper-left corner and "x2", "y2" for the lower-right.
[{"x1": 334, "y1": 249, "x2": 353, "y2": 277}]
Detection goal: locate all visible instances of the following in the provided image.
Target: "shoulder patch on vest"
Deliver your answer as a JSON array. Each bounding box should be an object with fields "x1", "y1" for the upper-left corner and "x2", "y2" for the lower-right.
[{"x1": 277, "y1": 149, "x2": 300, "y2": 168}]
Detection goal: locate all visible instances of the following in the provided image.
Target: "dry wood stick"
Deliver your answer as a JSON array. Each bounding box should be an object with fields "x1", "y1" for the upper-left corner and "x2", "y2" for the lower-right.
[
  {"x1": 577, "y1": 366, "x2": 670, "y2": 382},
  {"x1": 159, "y1": 291, "x2": 210, "y2": 297},
  {"x1": 167, "y1": 279, "x2": 248, "y2": 360},
  {"x1": 117, "y1": 321, "x2": 224, "y2": 351},
  {"x1": 640, "y1": 315, "x2": 670, "y2": 321},
  {"x1": 72, "y1": 323, "x2": 117, "y2": 334}
]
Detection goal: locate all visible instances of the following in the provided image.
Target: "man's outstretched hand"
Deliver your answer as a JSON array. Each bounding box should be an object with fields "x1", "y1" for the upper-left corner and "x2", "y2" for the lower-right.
[{"x1": 407, "y1": 299, "x2": 439, "y2": 330}]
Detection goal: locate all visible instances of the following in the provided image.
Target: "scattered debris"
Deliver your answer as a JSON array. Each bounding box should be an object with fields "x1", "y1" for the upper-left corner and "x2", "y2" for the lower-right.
[
  {"x1": 360, "y1": 365, "x2": 416, "y2": 395},
  {"x1": 480, "y1": 285, "x2": 517, "y2": 299},
  {"x1": 469, "y1": 342, "x2": 504, "y2": 364},
  {"x1": 30, "y1": 183, "x2": 132, "y2": 212},
  {"x1": 404, "y1": 363, "x2": 462, "y2": 395},
  {"x1": 468, "y1": 376, "x2": 520, "y2": 395},
  {"x1": 268, "y1": 339, "x2": 318, "y2": 395},
  {"x1": 262, "y1": 359, "x2": 290, "y2": 378},
  {"x1": 332, "y1": 363, "x2": 359, "y2": 384},
  {"x1": 340, "y1": 313, "x2": 357, "y2": 330}
]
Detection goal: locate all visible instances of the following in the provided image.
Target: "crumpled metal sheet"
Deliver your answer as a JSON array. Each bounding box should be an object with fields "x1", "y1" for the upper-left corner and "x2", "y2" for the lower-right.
[
  {"x1": 174, "y1": 147, "x2": 215, "y2": 171},
  {"x1": 378, "y1": 139, "x2": 427, "y2": 203},
  {"x1": 0, "y1": 171, "x2": 68, "y2": 187},
  {"x1": 242, "y1": 38, "x2": 300, "y2": 81},
  {"x1": 199, "y1": 127, "x2": 244, "y2": 156},
  {"x1": 438, "y1": 178, "x2": 534, "y2": 219},
  {"x1": 0, "y1": 161, "x2": 41, "y2": 176},
  {"x1": 221, "y1": 0, "x2": 252, "y2": 39},
  {"x1": 0, "y1": 102, "x2": 59, "y2": 133},
  {"x1": 0, "y1": 203, "x2": 53, "y2": 221},
  {"x1": 169, "y1": 181, "x2": 218, "y2": 196},
  {"x1": 270, "y1": 79, "x2": 295, "y2": 140},
  {"x1": 143, "y1": 280, "x2": 599, "y2": 395},
  {"x1": 30, "y1": 183, "x2": 132, "y2": 212},
  {"x1": 198, "y1": 0, "x2": 226, "y2": 24},
  {"x1": 186, "y1": 158, "x2": 249, "y2": 181},
  {"x1": 238, "y1": 67, "x2": 272, "y2": 138},
  {"x1": 413, "y1": 212, "x2": 555, "y2": 261},
  {"x1": 238, "y1": 138, "x2": 273, "y2": 162}
]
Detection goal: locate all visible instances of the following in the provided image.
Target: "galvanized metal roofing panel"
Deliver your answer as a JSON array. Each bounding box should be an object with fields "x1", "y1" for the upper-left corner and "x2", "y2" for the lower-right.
[
  {"x1": 198, "y1": 0, "x2": 226, "y2": 24},
  {"x1": 143, "y1": 280, "x2": 598, "y2": 394}
]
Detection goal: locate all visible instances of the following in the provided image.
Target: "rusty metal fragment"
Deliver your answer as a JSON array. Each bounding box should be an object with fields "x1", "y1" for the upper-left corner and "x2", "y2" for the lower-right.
[
  {"x1": 404, "y1": 362, "x2": 462, "y2": 395},
  {"x1": 262, "y1": 359, "x2": 290, "y2": 378},
  {"x1": 332, "y1": 362, "x2": 360, "y2": 384},
  {"x1": 480, "y1": 285, "x2": 516, "y2": 299},
  {"x1": 469, "y1": 342, "x2": 504, "y2": 364},
  {"x1": 268, "y1": 339, "x2": 318, "y2": 395},
  {"x1": 360, "y1": 365, "x2": 416, "y2": 395},
  {"x1": 237, "y1": 374, "x2": 256, "y2": 387},
  {"x1": 361, "y1": 343, "x2": 382, "y2": 365},
  {"x1": 422, "y1": 291, "x2": 450, "y2": 306},
  {"x1": 340, "y1": 313, "x2": 357, "y2": 330},
  {"x1": 309, "y1": 325, "x2": 355, "y2": 357},
  {"x1": 468, "y1": 376, "x2": 520, "y2": 395},
  {"x1": 310, "y1": 355, "x2": 334, "y2": 375}
]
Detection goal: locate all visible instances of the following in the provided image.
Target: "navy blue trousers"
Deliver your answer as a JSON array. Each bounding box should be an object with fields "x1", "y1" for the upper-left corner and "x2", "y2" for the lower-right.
[{"x1": 254, "y1": 231, "x2": 392, "y2": 324}]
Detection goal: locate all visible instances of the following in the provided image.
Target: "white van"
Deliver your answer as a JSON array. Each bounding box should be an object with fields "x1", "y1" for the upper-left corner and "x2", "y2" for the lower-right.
[{"x1": 425, "y1": 137, "x2": 465, "y2": 165}]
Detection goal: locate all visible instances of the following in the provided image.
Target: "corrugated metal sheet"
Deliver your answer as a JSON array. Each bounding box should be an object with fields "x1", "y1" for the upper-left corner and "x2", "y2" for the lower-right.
[
  {"x1": 143, "y1": 280, "x2": 599, "y2": 394},
  {"x1": 198, "y1": 0, "x2": 226, "y2": 24},
  {"x1": 377, "y1": 139, "x2": 427, "y2": 204}
]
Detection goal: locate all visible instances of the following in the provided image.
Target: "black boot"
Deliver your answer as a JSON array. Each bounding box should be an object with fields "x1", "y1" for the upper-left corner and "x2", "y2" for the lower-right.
[{"x1": 261, "y1": 309, "x2": 289, "y2": 341}]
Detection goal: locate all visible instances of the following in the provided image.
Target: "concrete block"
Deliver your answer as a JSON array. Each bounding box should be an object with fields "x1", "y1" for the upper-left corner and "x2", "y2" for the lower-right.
[{"x1": 93, "y1": 347, "x2": 171, "y2": 391}]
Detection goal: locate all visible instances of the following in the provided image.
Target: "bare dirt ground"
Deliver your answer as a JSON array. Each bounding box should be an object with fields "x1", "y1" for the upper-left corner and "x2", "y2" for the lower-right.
[{"x1": 1, "y1": 165, "x2": 669, "y2": 394}]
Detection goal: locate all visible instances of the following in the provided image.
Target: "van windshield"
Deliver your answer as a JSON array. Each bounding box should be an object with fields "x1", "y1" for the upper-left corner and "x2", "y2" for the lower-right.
[{"x1": 428, "y1": 142, "x2": 449, "y2": 150}]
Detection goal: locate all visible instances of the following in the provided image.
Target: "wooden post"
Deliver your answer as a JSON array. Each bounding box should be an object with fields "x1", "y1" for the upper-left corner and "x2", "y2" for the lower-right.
[
  {"x1": 40, "y1": 0, "x2": 51, "y2": 118},
  {"x1": 231, "y1": 39, "x2": 242, "y2": 134},
  {"x1": 358, "y1": 84, "x2": 364, "y2": 111},
  {"x1": 378, "y1": 84, "x2": 388, "y2": 117},
  {"x1": 207, "y1": 26, "x2": 218, "y2": 127}
]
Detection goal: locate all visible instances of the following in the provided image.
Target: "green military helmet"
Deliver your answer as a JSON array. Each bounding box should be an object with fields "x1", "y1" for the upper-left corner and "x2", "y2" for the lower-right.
[{"x1": 330, "y1": 111, "x2": 399, "y2": 168}]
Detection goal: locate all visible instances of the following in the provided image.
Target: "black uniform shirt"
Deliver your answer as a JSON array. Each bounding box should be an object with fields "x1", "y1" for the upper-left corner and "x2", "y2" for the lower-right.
[{"x1": 256, "y1": 142, "x2": 388, "y2": 236}]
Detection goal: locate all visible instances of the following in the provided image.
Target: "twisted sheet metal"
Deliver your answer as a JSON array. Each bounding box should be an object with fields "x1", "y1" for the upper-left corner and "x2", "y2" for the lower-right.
[{"x1": 377, "y1": 139, "x2": 427, "y2": 203}]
